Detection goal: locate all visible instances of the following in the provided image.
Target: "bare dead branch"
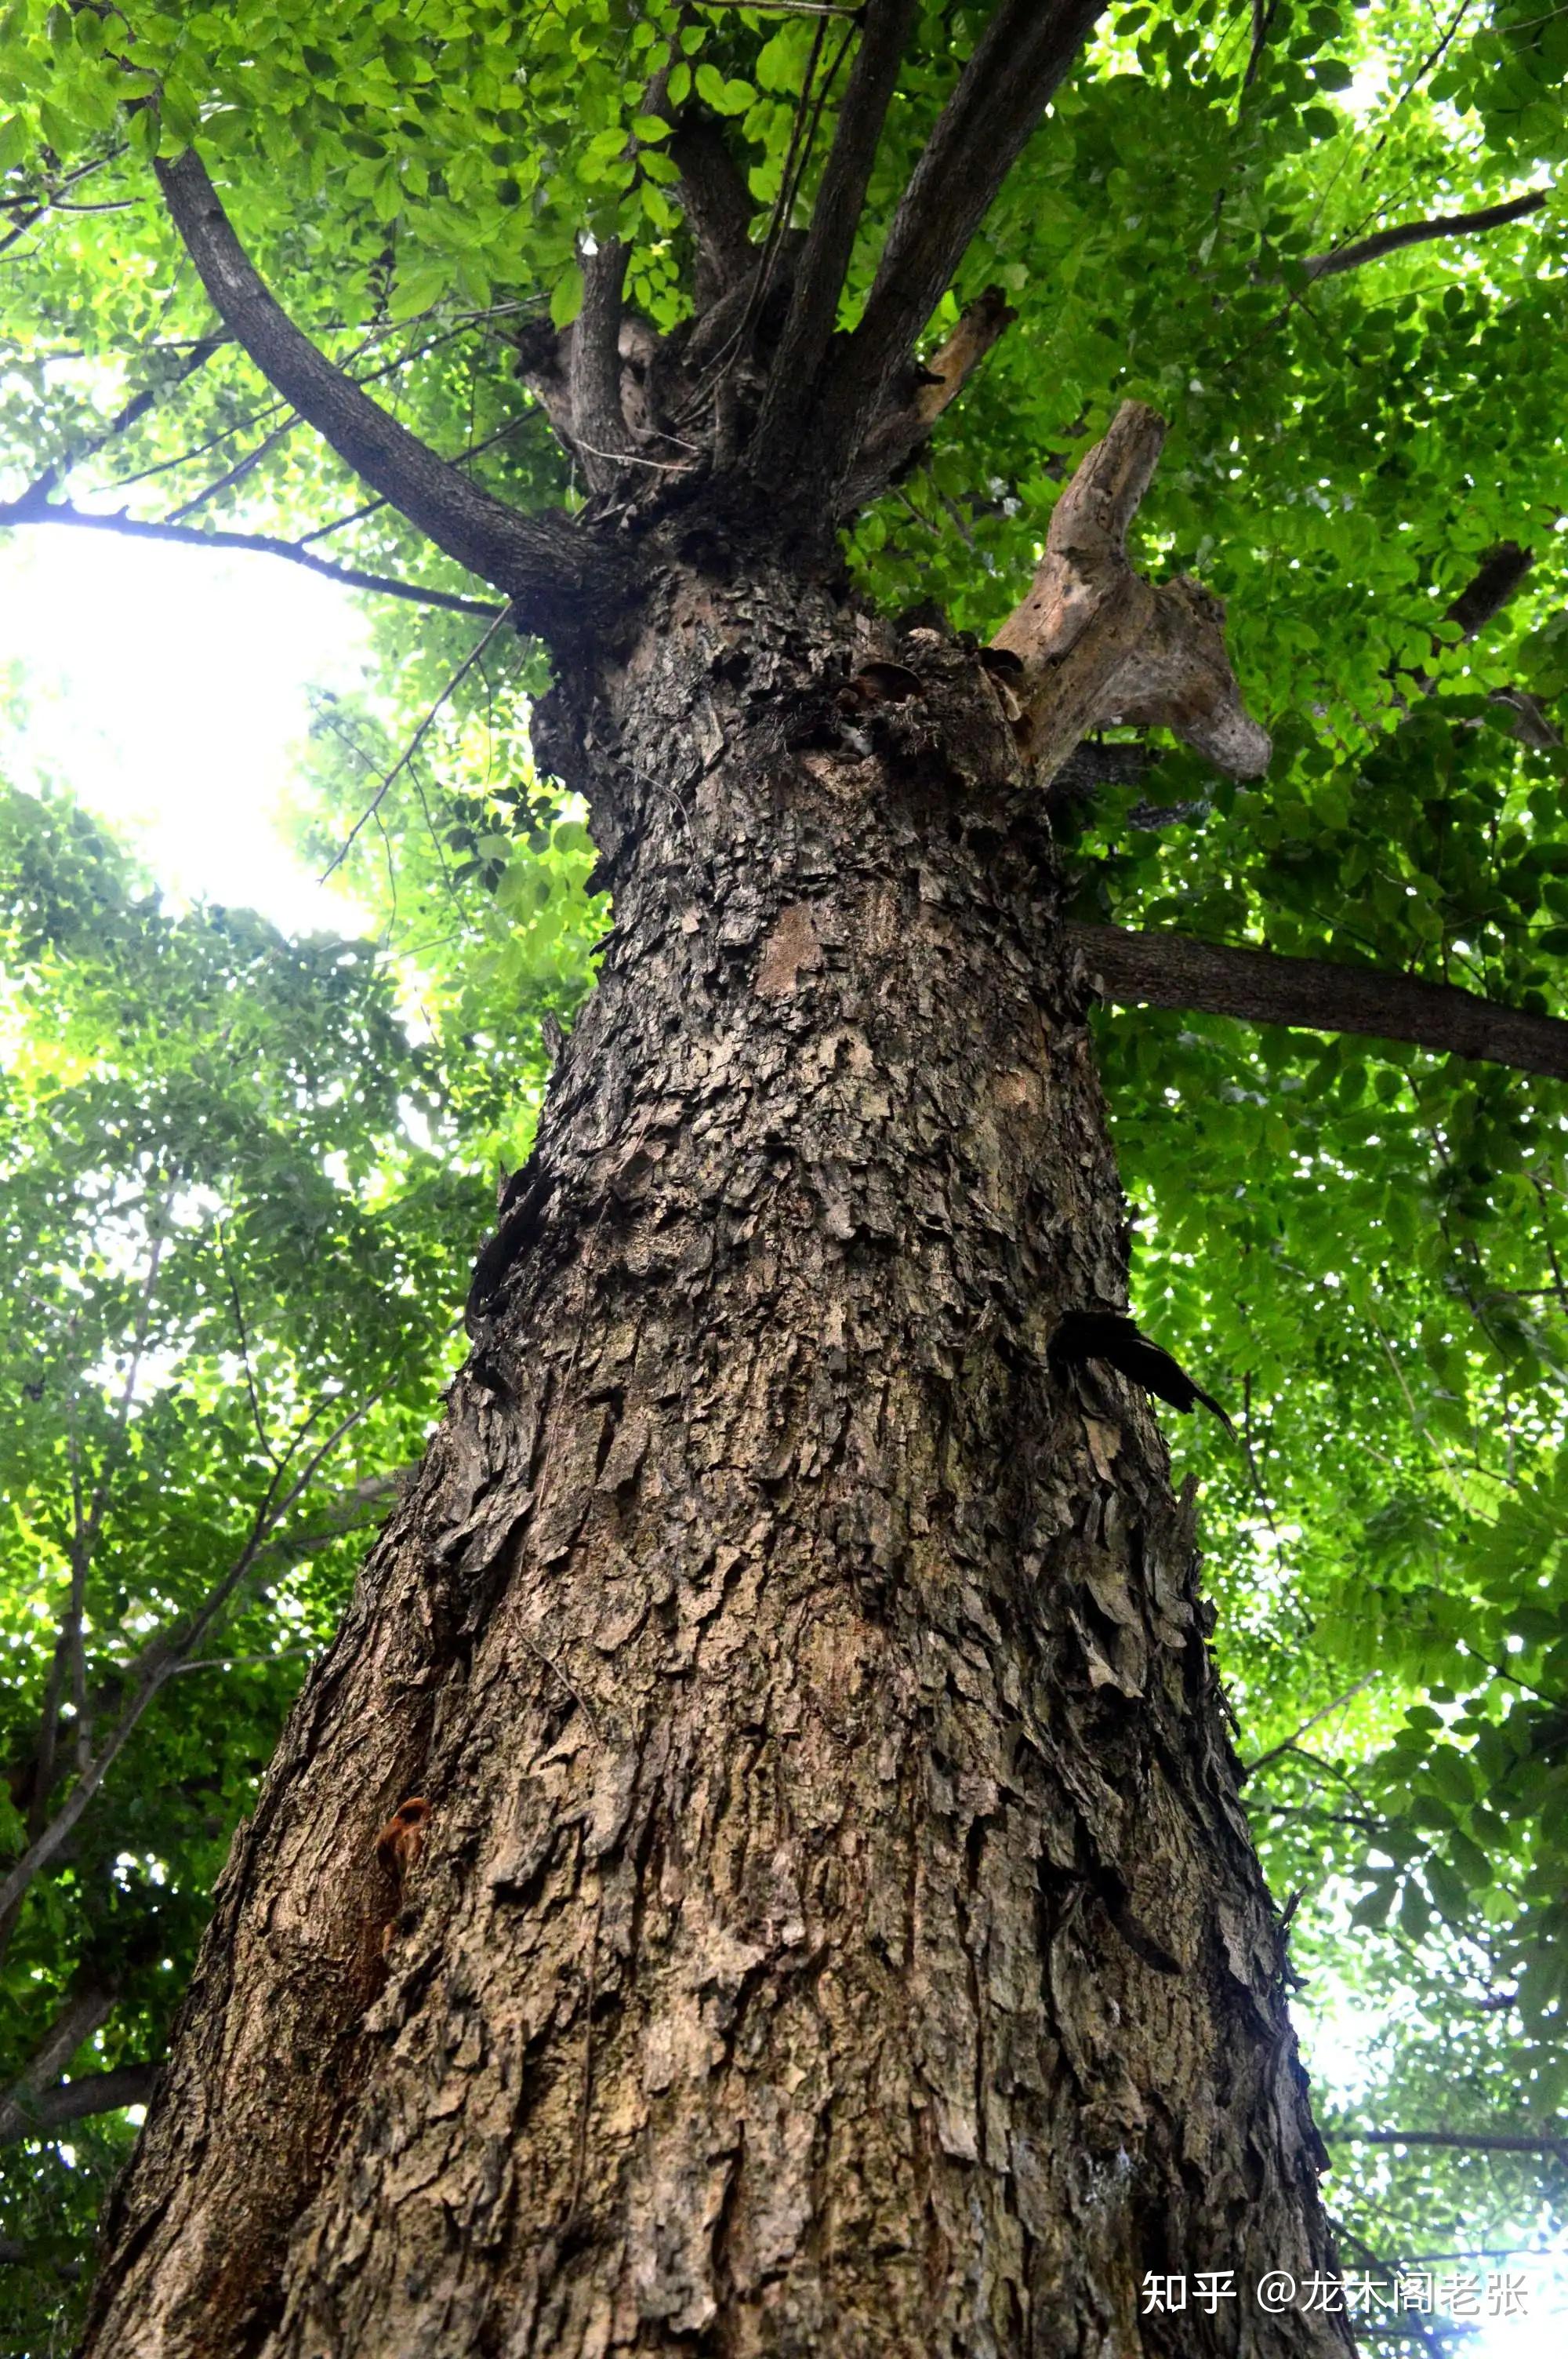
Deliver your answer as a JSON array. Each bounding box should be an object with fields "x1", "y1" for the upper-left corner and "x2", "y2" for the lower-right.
[
  {"x1": 1242, "y1": 1676, "x2": 1377, "y2": 1780},
  {"x1": 753, "y1": 0, "x2": 921, "y2": 463},
  {"x1": 0, "y1": 496, "x2": 504, "y2": 617},
  {"x1": 217, "y1": 1225, "x2": 281, "y2": 1473},
  {"x1": 1069, "y1": 921, "x2": 1568, "y2": 1081},
  {"x1": 814, "y1": 0, "x2": 1109, "y2": 490},
  {"x1": 1324, "y1": 2128, "x2": 1568, "y2": 2161},
  {"x1": 321, "y1": 606, "x2": 514, "y2": 880},
  {"x1": 19, "y1": 337, "x2": 223, "y2": 510},
  {"x1": 152, "y1": 147, "x2": 625, "y2": 635},
  {"x1": 20, "y1": 1214, "x2": 172, "y2": 1869},
  {"x1": 162, "y1": 409, "x2": 300, "y2": 524},
  {"x1": 844, "y1": 283, "x2": 1016, "y2": 502},
  {"x1": 0, "y1": 146, "x2": 129, "y2": 260},
  {"x1": 1305, "y1": 188, "x2": 1548, "y2": 281},
  {"x1": 993, "y1": 402, "x2": 1271, "y2": 782}
]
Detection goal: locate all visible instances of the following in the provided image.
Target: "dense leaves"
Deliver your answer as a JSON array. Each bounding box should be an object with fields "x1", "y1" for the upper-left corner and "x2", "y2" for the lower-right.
[
  {"x1": 0, "y1": 783, "x2": 496, "y2": 2346},
  {"x1": 2, "y1": 0, "x2": 1567, "y2": 2344}
]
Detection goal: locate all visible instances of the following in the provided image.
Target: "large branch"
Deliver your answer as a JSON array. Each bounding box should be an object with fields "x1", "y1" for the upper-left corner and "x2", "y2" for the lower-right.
[
  {"x1": 0, "y1": 1983, "x2": 114, "y2": 2143},
  {"x1": 753, "y1": 0, "x2": 920, "y2": 466},
  {"x1": 1305, "y1": 188, "x2": 1548, "y2": 282},
  {"x1": 153, "y1": 149, "x2": 626, "y2": 639},
  {"x1": 1070, "y1": 922, "x2": 1568, "y2": 1081},
  {"x1": 1436, "y1": 540, "x2": 1561, "y2": 747},
  {"x1": 1402, "y1": 539, "x2": 1562, "y2": 749},
  {"x1": 567, "y1": 238, "x2": 631, "y2": 490},
  {"x1": 812, "y1": 0, "x2": 1109, "y2": 489},
  {"x1": 1443, "y1": 538, "x2": 1534, "y2": 638}
]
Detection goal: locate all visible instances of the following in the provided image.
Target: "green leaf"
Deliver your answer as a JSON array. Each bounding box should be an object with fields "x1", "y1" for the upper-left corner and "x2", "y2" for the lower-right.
[
  {"x1": 694, "y1": 63, "x2": 754, "y2": 116},
  {"x1": 549, "y1": 259, "x2": 584, "y2": 329}
]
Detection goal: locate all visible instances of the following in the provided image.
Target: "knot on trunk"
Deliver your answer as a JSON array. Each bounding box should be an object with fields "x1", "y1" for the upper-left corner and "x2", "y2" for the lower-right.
[{"x1": 991, "y1": 400, "x2": 1272, "y2": 787}]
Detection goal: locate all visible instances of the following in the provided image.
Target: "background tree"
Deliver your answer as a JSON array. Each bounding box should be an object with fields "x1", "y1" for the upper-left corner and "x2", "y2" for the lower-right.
[{"x1": 0, "y1": 0, "x2": 1566, "y2": 2351}]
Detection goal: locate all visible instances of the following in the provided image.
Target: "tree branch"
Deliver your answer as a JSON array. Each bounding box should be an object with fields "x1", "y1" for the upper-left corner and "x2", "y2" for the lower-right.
[
  {"x1": 0, "y1": 2060, "x2": 159, "y2": 2143},
  {"x1": 0, "y1": 1983, "x2": 115, "y2": 2143},
  {"x1": 1242, "y1": 1675, "x2": 1377, "y2": 1780},
  {"x1": 1069, "y1": 922, "x2": 1568, "y2": 1081},
  {"x1": 844, "y1": 283, "x2": 1015, "y2": 503},
  {"x1": 0, "y1": 496, "x2": 504, "y2": 617},
  {"x1": 0, "y1": 1391, "x2": 390, "y2": 1933},
  {"x1": 1404, "y1": 540, "x2": 1562, "y2": 748},
  {"x1": 1243, "y1": 1, "x2": 1277, "y2": 93},
  {"x1": 1323, "y1": 2128, "x2": 1568, "y2": 2160},
  {"x1": 1304, "y1": 188, "x2": 1548, "y2": 282},
  {"x1": 753, "y1": 0, "x2": 920, "y2": 464},
  {"x1": 813, "y1": 0, "x2": 1109, "y2": 489},
  {"x1": 152, "y1": 147, "x2": 625, "y2": 636},
  {"x1": 321, "y1": 609, "x2": 514, "y2": 880},
  {"x1": 1443, "y1": 539, "x2": 1534, "y2": 638},
  {"x1": 568, "y1": 238, "x2": 630, "y2": 490},
  {"x1": 21, "y1": 337, "x2": 223, "y2": 510},
  {"x1": 663, "y1": 111, "x2": 757, "y2": 307}
]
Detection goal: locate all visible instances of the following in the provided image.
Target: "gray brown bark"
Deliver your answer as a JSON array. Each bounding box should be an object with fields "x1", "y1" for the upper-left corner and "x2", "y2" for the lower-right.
[{"x1": 82, "y1": 558, "x2": 1352, "y2": 2359}]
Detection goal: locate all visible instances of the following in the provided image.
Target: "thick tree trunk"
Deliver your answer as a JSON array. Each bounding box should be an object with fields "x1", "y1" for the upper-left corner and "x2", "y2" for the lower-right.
[{"x1": 82, "y1": 558, "x2": 1352, "y2": 2358}]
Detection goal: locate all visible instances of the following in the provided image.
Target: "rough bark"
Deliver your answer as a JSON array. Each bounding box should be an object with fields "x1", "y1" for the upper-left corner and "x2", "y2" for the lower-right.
[{"x1": 82, "y1": 557, "x2": 1352, "y2": 2359}]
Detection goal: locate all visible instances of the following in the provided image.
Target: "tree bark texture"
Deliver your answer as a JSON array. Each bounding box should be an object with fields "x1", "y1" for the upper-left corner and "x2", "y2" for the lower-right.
[{"x1": 82, "y1": 560, "x2": 1353, "y2": 2359}]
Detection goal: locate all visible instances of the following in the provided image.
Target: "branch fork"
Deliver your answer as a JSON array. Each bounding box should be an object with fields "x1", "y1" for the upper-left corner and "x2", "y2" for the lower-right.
[{"x1": 992, "y1": 400, "x2": 1272, "y2": 785}]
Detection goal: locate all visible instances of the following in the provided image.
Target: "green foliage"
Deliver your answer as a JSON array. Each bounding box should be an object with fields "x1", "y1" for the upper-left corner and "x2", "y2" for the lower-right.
[
  {"x1": 0, "y1": 781, "x2": 501, "y2": 2349},
  {"x1": 2, "y1": 0, "x2": 1567, "y2": 2334}
]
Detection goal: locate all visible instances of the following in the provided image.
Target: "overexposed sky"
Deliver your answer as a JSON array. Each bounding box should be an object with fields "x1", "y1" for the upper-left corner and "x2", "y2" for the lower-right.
[{"x1": 0, "y1": 525, "x2": 374, "y2": 936}]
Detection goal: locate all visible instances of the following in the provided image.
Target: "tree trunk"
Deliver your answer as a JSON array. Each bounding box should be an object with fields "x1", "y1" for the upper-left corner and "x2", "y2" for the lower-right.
[{"x1": 82, "y1": 558, "x2": 1353, "y2": 2358}]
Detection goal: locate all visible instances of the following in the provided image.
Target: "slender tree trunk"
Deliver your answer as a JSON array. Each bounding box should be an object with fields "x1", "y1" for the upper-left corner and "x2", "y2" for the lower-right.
[{"x1": 82, "y1": 558, "x2": 1352, "y2": 2358}]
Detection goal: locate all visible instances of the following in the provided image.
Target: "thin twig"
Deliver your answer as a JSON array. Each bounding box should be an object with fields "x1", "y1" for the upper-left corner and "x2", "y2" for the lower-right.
[
  {"x1": 217, "y1": 1223, "x2": 281, "y2": 1471},
  {"x1": 320, "y1": 607, "x2": 514, "y2": 881},
  {"x1": 1242, "y1": 1674, "x2": 1377, "y2": 1780},
  {"x1": 0, "y1": 498, "x2": 504, "y2": 618},
  {"x1": 0, "y1": 1388, "x2": 391, "y2": 1931}
]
